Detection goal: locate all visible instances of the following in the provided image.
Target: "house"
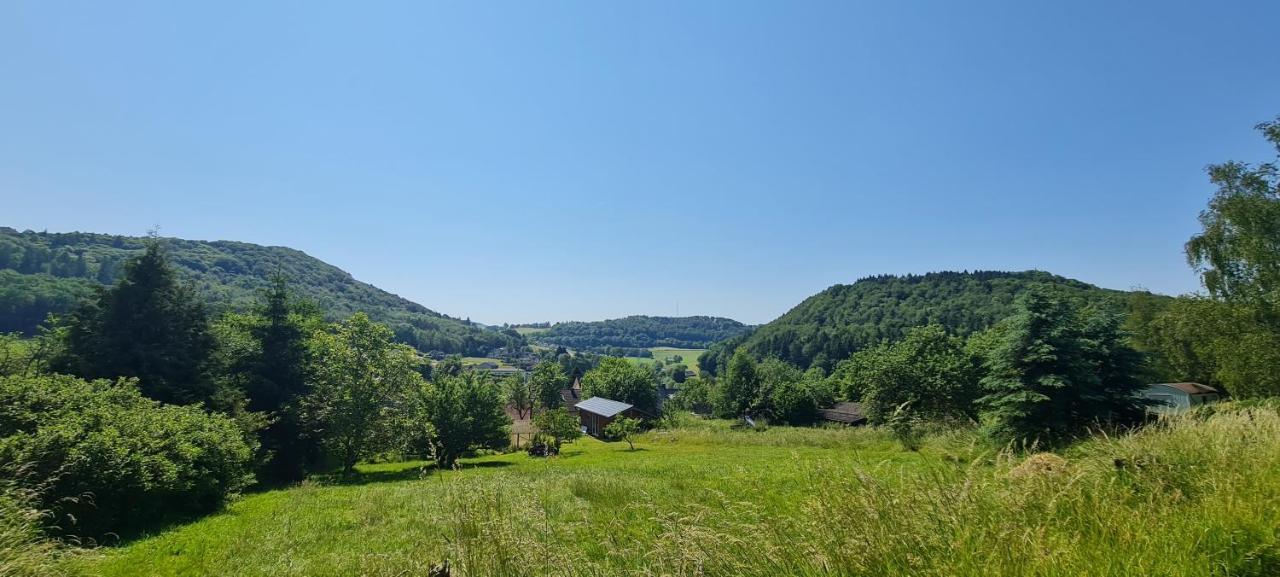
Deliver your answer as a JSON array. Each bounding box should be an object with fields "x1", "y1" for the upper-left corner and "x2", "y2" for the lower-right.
[
  {"x1": 559, "y1": 378, "x2": 583, "y2": 415},
  {"x1": 1139, "y1": 382, "x2": 1221, "y2": 414},
  {"x1": 818, "y1": 402, "x2": 867, "y2": 425},
  {"x1": 575, "y1": 396, "x2": 641, "y2": 437}
]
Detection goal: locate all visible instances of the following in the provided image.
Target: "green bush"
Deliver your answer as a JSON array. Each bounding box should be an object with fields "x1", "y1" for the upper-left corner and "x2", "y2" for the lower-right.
[{"x1": 0, "y1": 374, "x2": 255, "y2": 538}]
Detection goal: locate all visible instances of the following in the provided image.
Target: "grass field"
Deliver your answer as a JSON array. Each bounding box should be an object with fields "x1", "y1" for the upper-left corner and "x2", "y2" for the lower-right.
[
  {"x1": 627, "y1": 347, "x2": 707, "y2": 375},
  {"x1": 460, "y1": 357, "x2": 510, "y2": 368},
  {"x1": 513, "y1": 327, "x2": 550, "y2": 336},
  {"x1": 57, "y1": 405, "x2": 1280, "y2": 577}
]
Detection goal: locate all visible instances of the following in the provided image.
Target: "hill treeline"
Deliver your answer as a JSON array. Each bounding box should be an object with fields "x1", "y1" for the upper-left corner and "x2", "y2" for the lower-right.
[
  {"x1": 0, "y1": 228, "x2": 521, "y2": 355},
  {"x1": 530, "y1": 315, "x2": 750, "y2": 352},
  {"x1": 699, "y1": 270, "x2": 1164, "y2": 374}
]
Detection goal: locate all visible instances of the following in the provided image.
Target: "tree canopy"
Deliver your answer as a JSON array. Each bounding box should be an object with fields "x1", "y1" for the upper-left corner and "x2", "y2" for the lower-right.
[{"x1": 0, "y1": 228, "x2": 523, "y2": 355}]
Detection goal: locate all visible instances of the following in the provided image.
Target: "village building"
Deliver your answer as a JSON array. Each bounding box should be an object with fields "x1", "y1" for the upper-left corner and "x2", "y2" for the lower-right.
[
  {"x1": 818, "y1": 402, "x2": 867, "y2": 426},
  {"x1": 559, "y1": 378, "x2": 583, "y2": 416},
  {"x1": 1139, "y1": 382, "x2": 1221, "y2": 414},
  {"x1": 575, "y1": 396, "x2": 642, "y2": 437}
]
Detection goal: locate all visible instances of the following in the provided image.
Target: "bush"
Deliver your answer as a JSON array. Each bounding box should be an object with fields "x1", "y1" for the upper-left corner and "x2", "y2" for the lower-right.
[
  {"x1": 0, "y1": 374, "x2": 255, "y2": 538},
  {"x1": 525, "y1": 433, "x2": 557, "y2": 457}
]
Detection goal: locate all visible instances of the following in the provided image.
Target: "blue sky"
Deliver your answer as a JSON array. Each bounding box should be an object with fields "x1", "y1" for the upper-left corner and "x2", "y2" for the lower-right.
[{"x1": 2, "y1": 1, "x2": 1277, "y2": 325}]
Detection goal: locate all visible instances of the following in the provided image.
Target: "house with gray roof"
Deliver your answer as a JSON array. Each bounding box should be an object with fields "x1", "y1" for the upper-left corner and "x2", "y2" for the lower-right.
[
  {"x1": 1139, "y1": 382, "x2": 1221, "y2": 414},
  {"x1": 575, "y1": 396, "x2": 640, "y2": 437}
]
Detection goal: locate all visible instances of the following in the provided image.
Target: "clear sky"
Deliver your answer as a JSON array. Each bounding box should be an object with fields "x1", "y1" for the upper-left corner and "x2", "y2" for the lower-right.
[{"x1": 3, "y1": 1, "x2": 1278, "y2": 325}]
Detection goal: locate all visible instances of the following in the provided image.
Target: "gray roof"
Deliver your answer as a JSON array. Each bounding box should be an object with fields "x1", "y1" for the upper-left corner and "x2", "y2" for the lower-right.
[{"x1": 575, "y1": 396, "x2": 633, "y2": 418}]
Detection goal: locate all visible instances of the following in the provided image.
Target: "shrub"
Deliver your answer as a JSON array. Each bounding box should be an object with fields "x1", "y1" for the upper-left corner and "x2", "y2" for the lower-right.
[
  {"x1": 0, "y1": 374, "x2": 255, "y2": 538},
  {"x1": 532, "y1": 408, "x2": 581, "y2": 452}
]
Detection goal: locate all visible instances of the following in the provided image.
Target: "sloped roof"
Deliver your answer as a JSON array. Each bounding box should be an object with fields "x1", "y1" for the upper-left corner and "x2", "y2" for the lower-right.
[
  {"x1": 819, "y1": 402, "x2": 867, "y2": 424},
  {"x1": 1154, "y1": 383, "x2": 1219, "y2": 395},
  {"x1": 576, "y1": 396, "x2": 634, "y2": 418}
]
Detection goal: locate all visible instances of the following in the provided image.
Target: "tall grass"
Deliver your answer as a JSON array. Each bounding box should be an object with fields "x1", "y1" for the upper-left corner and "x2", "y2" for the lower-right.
[
  {"x1": 0, "y1": 482, "x2": 64, "y2": 577},
  {"x1": 74, "y1": 403, "x2": 1280, "y2": 576},
  {"x1": 426, "y1": 406, "x2": 1280, "y2": 576}
]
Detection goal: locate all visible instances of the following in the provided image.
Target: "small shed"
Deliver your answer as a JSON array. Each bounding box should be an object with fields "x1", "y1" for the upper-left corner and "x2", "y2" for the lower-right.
[
  {"x1": 819, "y1": 402, "x2": 867, "y2": 426},
  {"x1": 1140, "y1": 382, "x2": 1221, "y2": 414},
  {"x1": 575, "y1": 396, "x2": 639, "y2": 437}
]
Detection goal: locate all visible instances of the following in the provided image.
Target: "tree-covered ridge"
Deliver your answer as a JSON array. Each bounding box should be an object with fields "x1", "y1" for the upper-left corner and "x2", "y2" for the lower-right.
[
  {"x1": 0, "y1": 228, "x2": 521, "y2": 355},
  {"x1": 701, "y1": 270, "x2": 1163, "y2": 374},
  {"x1": 529, "y1": 315, "x2": 750, "y2": 351}
]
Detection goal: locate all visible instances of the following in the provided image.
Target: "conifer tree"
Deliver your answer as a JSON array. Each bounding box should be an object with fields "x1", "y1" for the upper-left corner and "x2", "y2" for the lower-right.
[{"x1": 55, "y1": 239, "x2": 220, "y2": 407}]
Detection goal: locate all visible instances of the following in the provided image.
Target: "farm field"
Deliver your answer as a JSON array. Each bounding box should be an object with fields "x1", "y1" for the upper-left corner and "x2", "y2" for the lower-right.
[
  {"x1": 61, "y1": 406, "x2": 1280, "y2": 577},
  {"x1": 626, "y1": 347, "x2": 707, "y2": 374},
  {"x1": 513, "y1": 326, "x2": 550, "y2": 336}
]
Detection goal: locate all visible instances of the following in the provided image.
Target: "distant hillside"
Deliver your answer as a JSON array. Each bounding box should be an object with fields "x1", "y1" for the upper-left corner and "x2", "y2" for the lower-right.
[
  {"x1": 529, "y1": 315, "x2": 750, "y2": 352},
  {"x1": 0, "y1": 228, "x2": 523, "y2": 355},
  {"x1": 699, "y1": 270, "x2": 1166, "y2": 374}
]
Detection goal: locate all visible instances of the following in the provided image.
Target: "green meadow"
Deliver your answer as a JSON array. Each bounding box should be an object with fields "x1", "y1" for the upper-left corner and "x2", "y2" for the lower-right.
[
  {"x1": 60, "y1": 405, "x2": 1280, "y2": 577},
  {"x1": 627, "y1": 347, "x2": 707, "y2": 374}
]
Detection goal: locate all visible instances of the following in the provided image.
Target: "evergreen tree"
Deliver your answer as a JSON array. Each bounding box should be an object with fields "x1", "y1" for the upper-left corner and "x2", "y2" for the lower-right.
[
  {"x1": 233, "y1": 275, "x2": 321, "y2": 483},
  {"x1": 978, "y1": 289, "x2": 1144, "y2": 444},
  {"x1": 54, "y1": 240, "x2": 220, "y2": 407}
]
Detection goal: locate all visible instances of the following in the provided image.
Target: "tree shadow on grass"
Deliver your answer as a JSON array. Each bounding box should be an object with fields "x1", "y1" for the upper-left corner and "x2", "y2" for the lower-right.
[{"x1": 314, "y1": 459, "x2": 514, "y2": 487}]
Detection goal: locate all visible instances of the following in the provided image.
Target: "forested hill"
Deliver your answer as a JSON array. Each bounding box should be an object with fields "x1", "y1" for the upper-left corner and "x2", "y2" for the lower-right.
[
  {"x1": 0, "y1": 228, "x2": 522, "y2": 355},
  {"x1": 529, "y1": 315, "x2": 750, "y2": 351},
  {"x1": 699, "y1": 270, "x2": 1165, "y2": 374}
]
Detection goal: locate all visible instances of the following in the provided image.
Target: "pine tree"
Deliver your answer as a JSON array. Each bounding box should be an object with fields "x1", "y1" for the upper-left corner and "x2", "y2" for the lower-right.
[
  {"x1": 55, "y1": 240, "x2": 220, "y2": 407},
  {"x1": 244, "y1": 274, "x2": 320, "y2": 483},
  {"x1": 978, "y1": 289, "x2": 1145, "y2": 444}
]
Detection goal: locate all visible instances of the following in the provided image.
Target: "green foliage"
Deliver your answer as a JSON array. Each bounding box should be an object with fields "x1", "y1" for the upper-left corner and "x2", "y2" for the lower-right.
[
  {"x1": 664, "y1": 375, "x2": 711, "y2": 414},
  {"x1": 603, "y1": 416, "x2": 641, "y2": 450},
  {"x1": 701, "y1": 270, "x2": 1158, "y2": 374},
  {"x1": 1149, "y1": 118, "x2": 1280, "y2": 400},
  {"x1": 766, "y1": 370, "x2": 821, "y2": 426},
  {"x1": 1148, "y1": 297, "x2": 1280, "y2": 398},
  {"x1": 0, "y1": 228, "x2": 523, "y2": 355},
  {"x1": 581, "y1": 357, "x2": 658, "y2": 416},
  {"x1": 0, "y1": 333, "x2": 51, "y2": 378},
  {"x1": 714, "y1": 348, "x2": 758, "y2": 418},
  {"x1": 504, "y1": 375, "x2": 534, "y2": 420},
  {"x1": 0, "y1": 270, "x2": 96, "y2": 335},
  {"x1": 1186, "y1": 117, "x2": 1280, "y2": 315},
  {"x1": 51, "y1": 241, "x2": 224, "y2": 408},
  {"x1": 305, "y1": 313, "x2": 423, "y2": 473},
  {"x1": 977, "y1": 289, "x2": 1146, "y2": 444},
  {"x1": 836, "y1": 325, "x2": 980, "y2": 425},
  {"x1": 708, "y1": 352, "x2": 824, "y2": 425},
  {"x1": 214, "y1": 276, "x2": 324, "y2": 483},
  {"x1": 68, "y1": 405, "x2": 1280, "y2": 577},
  {"x1": 530, "y1": 360, "x2": 568, "y2": 409},
  {"x1": 530, "y1": 315, "x2": 749, "y2": 352},
  {"x1": 0, "y1": 373, "x2": 254, "y2": 538},
  {"x1": 418, "y1": 372, "x2": 510, "y2": 469},
  {"x1": 532, "y1": 407, "x2": 581, "y2": 452}
]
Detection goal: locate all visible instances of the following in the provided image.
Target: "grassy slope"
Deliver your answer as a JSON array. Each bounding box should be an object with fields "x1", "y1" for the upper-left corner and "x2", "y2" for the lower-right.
[
  {"x1": 66, "y1": 408, "x2": 1280, "y2": 577},
  {"x1": 626, "y1": 347, "x2": 707, "y2": 375}
]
